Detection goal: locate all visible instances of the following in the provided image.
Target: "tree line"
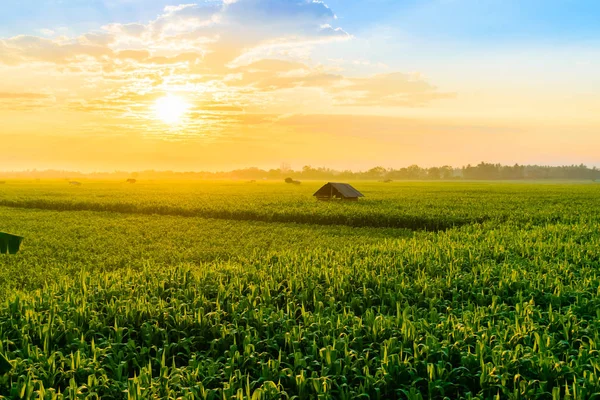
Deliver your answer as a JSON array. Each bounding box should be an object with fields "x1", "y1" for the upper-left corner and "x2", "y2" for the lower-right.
[
  {"x1": 295, "y1": 163, "x2": 600, "y2": 180},
  {"x1": 2, "y1": 163, "x2": 600, "y2": 181}
]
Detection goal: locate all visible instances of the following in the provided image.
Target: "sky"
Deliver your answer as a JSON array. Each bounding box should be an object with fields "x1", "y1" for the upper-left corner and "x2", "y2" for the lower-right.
[{"x1": 1, "y1": 0, "x2": 600, "y2": 171}]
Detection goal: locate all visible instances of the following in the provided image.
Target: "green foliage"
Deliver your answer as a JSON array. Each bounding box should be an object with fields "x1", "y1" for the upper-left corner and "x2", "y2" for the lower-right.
[
  {"x1": 0, "y1": 181, "x2": 598, "y2": 230},
  {"x1": 0, "y1": 181, "x2": 600, "y2": 398}
]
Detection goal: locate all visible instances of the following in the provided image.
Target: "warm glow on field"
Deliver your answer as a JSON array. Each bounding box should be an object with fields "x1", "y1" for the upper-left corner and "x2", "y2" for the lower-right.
[{"x1": 154, "y1": 95, "x2": 190, "y2": 124}]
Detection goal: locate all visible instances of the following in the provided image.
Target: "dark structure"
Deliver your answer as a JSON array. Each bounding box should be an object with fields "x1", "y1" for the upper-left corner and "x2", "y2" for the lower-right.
[
  {"x1": 126, "y1": 179, "x2": 137, "y2": 184},
  {"x1": 0, "y1": 232, "x2": 23, "y2": 254},
  {"x1": 285, "y1": 178, "x2": 301, "y2": 185},
  {"x1": 313, "y1": 182, "x2": 364, "y2": 201}
]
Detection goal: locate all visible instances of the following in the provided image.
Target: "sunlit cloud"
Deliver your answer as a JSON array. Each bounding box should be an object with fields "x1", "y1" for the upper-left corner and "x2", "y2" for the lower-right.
[{"x1": 0, "y1": 0, "x2": 451, "y2": 142}]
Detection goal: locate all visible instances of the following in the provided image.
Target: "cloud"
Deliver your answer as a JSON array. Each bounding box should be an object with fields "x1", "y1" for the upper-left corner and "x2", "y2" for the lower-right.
[
  {"x1": 151, "y1": 3, "x2": 221, "y2": 39},
  {"x1": 0, "y1": 1, "x2": 349, "y2": 66},
  {"x1": 0, "y1": 0, "x2": 452, "y2": 137},
  {"x1": 103, "y1": 23, "x2": 145, "y2": 39},
  {"x1": 224, "y1": 0, "x2": 335, "y2": 25},
  {"x1": 0, "y1": 92, "x2": 50, "y2": 99},
  {"x1": 39, "y1": 29, "x2": 55, "y2": 37},
  {"x1": 148, "y1": 0, "x2": 348, "y2": 48},
  {"x1": 0, "y1": 91, "x2": 55, "y2": 111},
  {"x1": 0, "y1": 35, "x2": 112, "y2": 65},
  {"x1": 331, "y1": 73, "x2": 455, "y2": 107},
  {"x1": 318, "y1": 24, "x2": 350, "y2": 38},
  {"x1": 226, "y1": 59, "x2": 341, "y2": 91},
  {"x1": 221, "y1": 61, "x2": 451, "y2": 107},
  {"x1": 81, "y1": 32, "x2": 115, "y2": 46}
]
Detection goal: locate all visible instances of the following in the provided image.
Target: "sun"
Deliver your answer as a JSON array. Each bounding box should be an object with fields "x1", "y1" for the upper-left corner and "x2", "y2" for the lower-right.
[{"x1": 154, "y1": 94, "x2": 190, "y2": 124}]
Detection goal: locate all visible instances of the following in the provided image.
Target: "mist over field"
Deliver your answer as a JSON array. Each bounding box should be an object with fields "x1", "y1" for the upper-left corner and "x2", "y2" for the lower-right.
[{"x1": 1, "y1": 162, "x2": 600, "y2": 181}]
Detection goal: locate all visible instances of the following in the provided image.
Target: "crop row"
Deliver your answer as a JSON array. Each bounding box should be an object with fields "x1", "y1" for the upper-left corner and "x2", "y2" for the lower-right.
[
  {"x1": 1, "y1": 182, "x2": 600, "y2": 398},
  {"x1": 1, "y1": 215, "x2": 600, "y2": 398},
  {"x1": 0, "y1": 181, "x2": 599, "y2": 230}
]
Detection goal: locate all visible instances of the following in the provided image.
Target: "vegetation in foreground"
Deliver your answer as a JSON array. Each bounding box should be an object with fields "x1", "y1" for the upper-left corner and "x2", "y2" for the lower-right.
[{"x1": 1, "y1": 181, "x2": 600, "y2": 399}]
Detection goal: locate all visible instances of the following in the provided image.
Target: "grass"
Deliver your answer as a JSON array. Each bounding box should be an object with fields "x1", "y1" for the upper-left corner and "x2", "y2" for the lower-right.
[
  {"x1": 0, "y1": 180, "x2": 598, "y2": 230},
  {"x1": 0, "y1": 180, "x2": 600, "y2": 399}
]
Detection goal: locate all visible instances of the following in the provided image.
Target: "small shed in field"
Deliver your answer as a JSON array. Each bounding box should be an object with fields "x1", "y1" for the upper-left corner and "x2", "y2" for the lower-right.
[{"x1": 313, "y1": 182, "x2": 364, "y2": 201}]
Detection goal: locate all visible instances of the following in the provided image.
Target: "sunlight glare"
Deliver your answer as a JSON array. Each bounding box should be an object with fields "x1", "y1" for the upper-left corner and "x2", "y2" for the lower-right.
[{"x1": 154, "y1": 94, "x2": 190, "y2": 124}]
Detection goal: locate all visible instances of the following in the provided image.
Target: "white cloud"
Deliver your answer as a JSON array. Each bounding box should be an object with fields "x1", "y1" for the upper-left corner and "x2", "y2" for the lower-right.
[
  {"x1": 0, "y1": 0, "x2": 450, "y2": 125},
  {"x1": 39, "y1": 29, "x2": 55, "y2": 37}
]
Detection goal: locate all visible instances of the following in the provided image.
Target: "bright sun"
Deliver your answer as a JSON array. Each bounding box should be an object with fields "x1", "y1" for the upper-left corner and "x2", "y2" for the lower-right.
[{"x1": 154, "y1": 94, "x2": 190, "y2": 124}]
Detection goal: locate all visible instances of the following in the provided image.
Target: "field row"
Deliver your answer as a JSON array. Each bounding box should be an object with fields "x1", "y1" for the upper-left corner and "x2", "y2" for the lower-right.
[
  {"x1": 0, "y1": 207, "x2": 410, "y2": 292},
  {"x1": 1, "y1": 181, "x2": 599, "y2": 230},
  {"x1": 2, "y1": 182, "x2": 600, "y2": 398},
  {"x1": 1, "y1": 203, "x2": 600, "y2": 397}
]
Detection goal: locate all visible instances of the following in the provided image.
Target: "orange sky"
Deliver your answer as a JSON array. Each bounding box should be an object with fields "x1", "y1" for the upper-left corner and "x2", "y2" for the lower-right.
[{"x1": 1, "y1": 1, "x2": 600, "y2": 171}]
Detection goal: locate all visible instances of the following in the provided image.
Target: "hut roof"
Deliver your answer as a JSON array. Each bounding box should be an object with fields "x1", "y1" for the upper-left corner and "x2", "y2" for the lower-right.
[{"x1": 313, "y1": 182, "x2": 364, "y2": 198}]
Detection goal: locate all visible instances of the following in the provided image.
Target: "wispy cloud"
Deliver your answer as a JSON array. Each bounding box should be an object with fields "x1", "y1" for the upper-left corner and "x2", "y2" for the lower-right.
[
  {"x1": 0, "y1": 92, "x2": 50, "y2": 99},
  {"x1": 0, "y1": 1, "x2": 451, "y2": 139}
]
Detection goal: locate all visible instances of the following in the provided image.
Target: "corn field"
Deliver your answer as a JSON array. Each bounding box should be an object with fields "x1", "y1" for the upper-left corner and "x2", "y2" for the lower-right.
[{"x1": 1, "y1": 180, "x2": 600, "y2": 399}]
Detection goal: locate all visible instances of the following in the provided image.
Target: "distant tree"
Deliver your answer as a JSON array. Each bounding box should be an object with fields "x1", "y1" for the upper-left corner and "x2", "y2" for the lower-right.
[
  {"x1": 406, "y1": 165, "x2": 424, "y2": 179},
  {"x1": 4, "y1": 162, "x2": 600, "y2": 181},
  {"x1": 267, "y1": 169, "x2": 282, "y2": 179},
  {"x1": 500, "y1": 164, "x2": 525, "y2": 180},
  {"x1": 463, "y1": 162, "x2": 501, "y2": 180},
  {"x1": 338, "y1": 170, "x2": 356, "y2": 180},
  {"x1": 427, "y1": 167, "x2": 441, "y2": 180},
  {"x1": 367, "y1": 166, "x2": 387, "y2": 179},
  {"x1": 440, "y1": 166, "x2": 454, "y2": 180}
]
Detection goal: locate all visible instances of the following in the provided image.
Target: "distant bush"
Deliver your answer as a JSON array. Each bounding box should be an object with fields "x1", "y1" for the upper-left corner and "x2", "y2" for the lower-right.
[{"x1": 285, "y1": 177, "x2": 301, "y2": 185}]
